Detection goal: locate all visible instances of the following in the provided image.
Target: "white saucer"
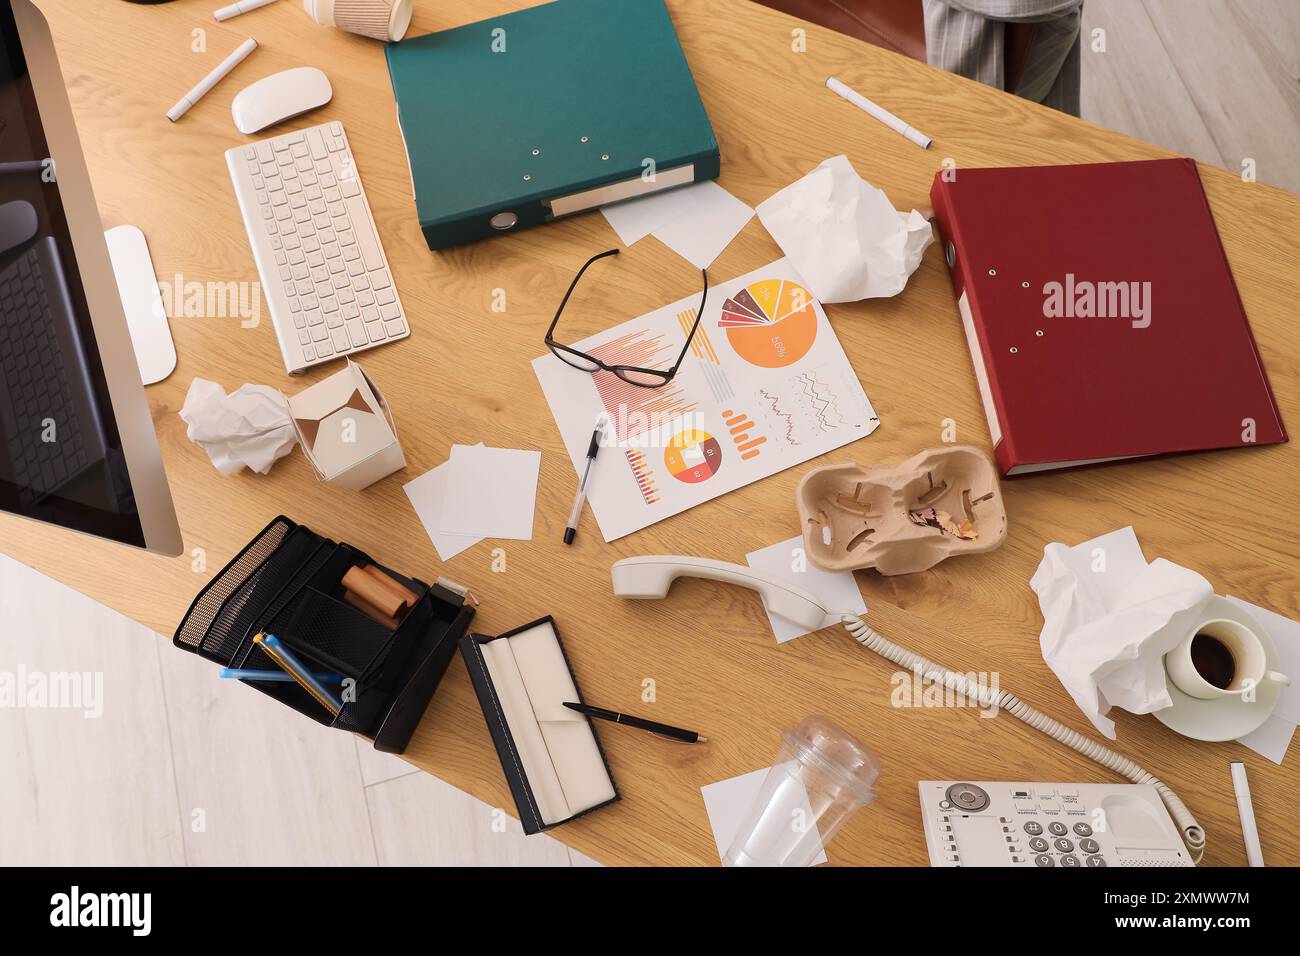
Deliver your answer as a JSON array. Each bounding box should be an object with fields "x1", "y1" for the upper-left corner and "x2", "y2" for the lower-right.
[{"x1": 1152, "y1": 596, "x2": 1283, "y2": 742}]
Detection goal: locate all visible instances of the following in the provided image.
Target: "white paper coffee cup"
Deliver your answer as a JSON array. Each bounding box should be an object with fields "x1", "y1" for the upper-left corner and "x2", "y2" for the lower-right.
[{"x1": 303, "y1": 0, "x2": 413, "y2": 43}]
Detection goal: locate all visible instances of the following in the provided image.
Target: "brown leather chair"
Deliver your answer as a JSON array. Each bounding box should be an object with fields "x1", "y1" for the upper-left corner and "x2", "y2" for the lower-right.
[{"x1": 755, "y1": 0, "x2": 1036, "y2": 94}]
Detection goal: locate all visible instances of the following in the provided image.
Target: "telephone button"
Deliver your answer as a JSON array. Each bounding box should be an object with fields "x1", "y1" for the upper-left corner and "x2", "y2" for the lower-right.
[
  {"x1": 945, "y1": 783, "x2": 991, "y2": 813},
  {"x1": 1034, "y1": 854, "x2": 1055, "y2": 867},
  {"x1": 1060, "y1": 854, "x2": 1081, "y2": 867},
  {"x1": 1023, "y1": 821, "x2": 1044, "y2": 836},
  {"x1": 1080, "y1": 839, "x2": 1100, "y2": 854},
  {"x1": 1029, "y1": 837, "x2": 1049, "y2": 853},
  {"x1": 1085, "y1": 855, "x2": 1107, "y2": 868},
  {"x1": 1073, "y1": 823, "x2": 1094, "y2": 837},
  {"x1": 1054, "y1": 838, "x2": 1074, "y2": 853},
  {"x1": 1048, "y1": 822, "x2": 1068, "y2": 836}
]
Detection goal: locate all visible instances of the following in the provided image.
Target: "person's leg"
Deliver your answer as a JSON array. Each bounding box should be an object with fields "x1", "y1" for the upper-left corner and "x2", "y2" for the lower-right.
[{"x1": 923, "y1": 0, "x2": 1083, "y2": 115}]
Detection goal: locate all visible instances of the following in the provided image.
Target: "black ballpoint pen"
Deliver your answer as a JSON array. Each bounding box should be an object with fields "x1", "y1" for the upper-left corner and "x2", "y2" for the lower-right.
[{"x1": 563, "y1": 701, "x2": 707, "y2": 743}]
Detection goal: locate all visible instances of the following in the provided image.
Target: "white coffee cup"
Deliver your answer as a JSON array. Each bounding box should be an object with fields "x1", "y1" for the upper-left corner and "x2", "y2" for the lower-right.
[
  {"x1": 303, "y1": 0, "x2": 413, "y2": 43},
  {"x1": 1165, "y1": 617, "x2": 1291, "y2": 701}
]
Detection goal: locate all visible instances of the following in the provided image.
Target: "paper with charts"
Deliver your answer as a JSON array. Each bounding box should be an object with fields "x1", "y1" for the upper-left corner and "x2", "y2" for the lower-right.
[{"x1": 533, "y1": 258, "x2": 880, "y2": 541}]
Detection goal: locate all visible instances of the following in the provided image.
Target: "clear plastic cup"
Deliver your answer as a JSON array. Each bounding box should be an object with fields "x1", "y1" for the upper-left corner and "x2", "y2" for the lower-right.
[{"x1": 724, "y1": 715, "x2": 879, "y2": 867}]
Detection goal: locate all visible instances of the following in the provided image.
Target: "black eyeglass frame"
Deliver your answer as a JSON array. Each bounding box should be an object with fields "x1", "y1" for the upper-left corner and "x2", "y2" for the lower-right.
[{"x1": 544, "y1": 248, "x2": 709, "y2": 388}]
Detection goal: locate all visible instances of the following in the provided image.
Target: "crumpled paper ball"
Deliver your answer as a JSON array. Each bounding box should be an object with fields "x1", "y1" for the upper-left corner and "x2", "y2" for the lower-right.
[
  {"x1": 757, "y1": 154, "x2": 933, "y2": 303},
  {"x1": 178, "y1": 378, "x2": 298, "y2": 476}
]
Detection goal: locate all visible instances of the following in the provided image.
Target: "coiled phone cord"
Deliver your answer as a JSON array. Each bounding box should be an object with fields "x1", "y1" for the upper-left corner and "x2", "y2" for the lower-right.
[{"x1": 841, "y1": 614, "x2": 1207, "y2": 864}]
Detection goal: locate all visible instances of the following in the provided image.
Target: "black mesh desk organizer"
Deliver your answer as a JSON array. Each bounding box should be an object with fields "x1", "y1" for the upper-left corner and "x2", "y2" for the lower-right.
[{"x1": 173, "y1": 516, "x2": 474, "y2": 752}]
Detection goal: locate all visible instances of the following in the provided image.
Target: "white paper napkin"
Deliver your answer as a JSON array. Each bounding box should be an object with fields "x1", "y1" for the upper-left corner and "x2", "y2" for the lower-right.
[
  {"x1": 756, "y1": 155, "x2": 932, "y2": 302},
  {"x1": 1030, "y1": 527, "x2": 1214, "y2": 739}
]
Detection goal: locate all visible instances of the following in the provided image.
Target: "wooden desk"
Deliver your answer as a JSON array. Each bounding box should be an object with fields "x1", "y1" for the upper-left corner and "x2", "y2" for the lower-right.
[{"x1": 7, "y1": 0, "x2": 1298, "y2": 866}]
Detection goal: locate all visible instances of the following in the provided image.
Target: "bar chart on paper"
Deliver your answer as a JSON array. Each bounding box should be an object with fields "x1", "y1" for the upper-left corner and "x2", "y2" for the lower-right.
[
  {"x1": 587, "y1": 330, "x2": 698, "y2": 443},
  {"x1": 533, "y1": 258, "x2": 880, "y2": 540}
]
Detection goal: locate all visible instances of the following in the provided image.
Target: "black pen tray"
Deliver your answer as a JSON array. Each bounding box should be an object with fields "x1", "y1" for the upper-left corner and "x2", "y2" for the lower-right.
[{"x1": 173, "y1": 515, "x2": 474, "y2": 752}]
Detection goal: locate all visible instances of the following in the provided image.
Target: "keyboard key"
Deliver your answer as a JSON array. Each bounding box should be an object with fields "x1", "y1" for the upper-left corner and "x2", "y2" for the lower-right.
[
  {"x1": 347, "y1": 322, "x2": 368, "y2": 348},
  {"x1": 384, "y1": 318, "x2": 407, "y2": 336},
  {"x1": 308, "y1": 130, "x2": 328, "y2": 160}
]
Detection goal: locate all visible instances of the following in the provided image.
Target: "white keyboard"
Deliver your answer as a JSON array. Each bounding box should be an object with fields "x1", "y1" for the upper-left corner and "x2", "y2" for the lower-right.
[{"x1": 225, "y1": 121, "x2": 409, "y2": 374}]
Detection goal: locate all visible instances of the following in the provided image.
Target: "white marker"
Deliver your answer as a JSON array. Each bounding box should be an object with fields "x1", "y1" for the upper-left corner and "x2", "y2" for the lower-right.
[
  {"x1": 214, "y1": 0, "x2": 278, "y2": 21},
  {"x1": 1230, "y1": 762, "x2": 1264, "y2": 866},
  {"x1": 167, "y1": 37, "x2": 258, "y2": 122},
  {"x1": 826, "y1": 75, "x2": 932, "y2": 150}
]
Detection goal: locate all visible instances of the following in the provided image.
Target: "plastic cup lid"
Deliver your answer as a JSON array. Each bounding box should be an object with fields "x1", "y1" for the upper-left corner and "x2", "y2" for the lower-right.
[{"x1": 782, "y1": 715, "x2": 880, "y2": 804}]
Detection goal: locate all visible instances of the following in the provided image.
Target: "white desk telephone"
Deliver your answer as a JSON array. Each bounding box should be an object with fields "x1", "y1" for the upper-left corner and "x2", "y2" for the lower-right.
[{"x1": 611, "y1": 555, "x2": 1206, "y2": 864}]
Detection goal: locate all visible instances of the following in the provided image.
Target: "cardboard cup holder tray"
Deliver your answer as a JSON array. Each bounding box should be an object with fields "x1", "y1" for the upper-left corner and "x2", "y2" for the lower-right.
[
  {"x1": 173, "y1": 516, "x2": 474, "y2": 751},
  {"x1": 796, "y1": 445, "x2": 1008, "y2": 575}
]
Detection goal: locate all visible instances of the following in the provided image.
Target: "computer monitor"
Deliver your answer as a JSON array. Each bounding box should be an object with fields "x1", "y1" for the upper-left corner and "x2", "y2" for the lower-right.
[{"x1": 0, "y1": 0, "x2": 181, "y2": 555}]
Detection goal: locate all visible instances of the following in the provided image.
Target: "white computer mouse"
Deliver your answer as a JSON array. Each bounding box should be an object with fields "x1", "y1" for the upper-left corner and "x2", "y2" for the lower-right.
[
  {"x1": 0, "y1": 199, "x2": 38, "y2": 254},
  {"x1": 231, "y1": 67, "x2": 333, "y2": 135}
]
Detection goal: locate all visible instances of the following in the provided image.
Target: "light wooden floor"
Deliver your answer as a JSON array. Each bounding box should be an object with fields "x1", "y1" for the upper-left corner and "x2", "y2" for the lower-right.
[
  {"x1": 2, "y1": 0, "x2": 1295, "y2": 866},
  {"x1": 1082, "y1": 0, "x2": 1300, "y2": 195},
  {"x1": 0, "y1": 553, "x2": 598, "y2": 866}
]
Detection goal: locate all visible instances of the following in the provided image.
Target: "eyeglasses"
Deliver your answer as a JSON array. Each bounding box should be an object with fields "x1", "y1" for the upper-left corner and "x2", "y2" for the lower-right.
[{"x1": 545, "y1": 248, "x2": 708, "y2": 388}]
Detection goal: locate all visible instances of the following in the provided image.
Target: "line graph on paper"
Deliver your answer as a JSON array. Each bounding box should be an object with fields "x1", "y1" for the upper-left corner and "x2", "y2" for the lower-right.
[
  {"x1": 586, "y1": 329, "x2": 698, "y2": 443},
  {"x1": 754, "y1": 366, "x2": 876, "y2": 446}
]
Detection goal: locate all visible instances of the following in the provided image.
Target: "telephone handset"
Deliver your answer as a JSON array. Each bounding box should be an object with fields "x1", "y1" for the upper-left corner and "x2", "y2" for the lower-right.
[
  {"x1": 611, "y1": 555, "x2": 1207, "y2": 863},
  {"x1": 611, "y1": 555, "x2": 840, "y2": 632}
]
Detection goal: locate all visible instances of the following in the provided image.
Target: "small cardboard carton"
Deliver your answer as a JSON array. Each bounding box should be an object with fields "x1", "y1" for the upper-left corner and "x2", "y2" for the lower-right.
[{"x1": 289, "y1": 360, "x2": 404, "y2": 490}]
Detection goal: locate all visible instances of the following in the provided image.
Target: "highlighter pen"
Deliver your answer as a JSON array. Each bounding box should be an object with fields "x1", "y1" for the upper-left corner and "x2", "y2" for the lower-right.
[
  {"x1": 252, "y1": 633, "x2": 343, "y2": 716},
  {"x1": 1230, "y1": 761, "x2": 1264, "y2": 866},
  {"x1": 166, "y1": 37, "x2": 258, "y2": 122},
  {"x1": 214, "y1": 0, "x2": 278, "y2": 21},
  {"x1": 825, "y1": 75, "x2": 932, "y2": 149},
  {"x1": 563, "y1": 426, "x2": 603, "y2": 545}
]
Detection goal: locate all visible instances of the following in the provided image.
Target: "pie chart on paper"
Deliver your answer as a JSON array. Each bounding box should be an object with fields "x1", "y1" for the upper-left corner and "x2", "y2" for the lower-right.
[
  {"x1": 664, "y1": 429, "x2": 722, "y2": 484},
  {"x1": 718, "y1": 278, "x2": 818, "y2": 368}
]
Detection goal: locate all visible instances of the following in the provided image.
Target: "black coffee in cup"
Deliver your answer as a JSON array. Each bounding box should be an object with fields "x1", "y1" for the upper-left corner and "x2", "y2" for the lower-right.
[{"x1": 1190, "y1": 632, "x2": 1236, "y2": 689}]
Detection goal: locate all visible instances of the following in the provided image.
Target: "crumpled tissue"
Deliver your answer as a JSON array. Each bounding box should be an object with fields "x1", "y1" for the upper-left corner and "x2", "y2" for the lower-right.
[
  {"x1": 756, "y1": 154, "x2": 933, "y2": 302},
  {"x1": 1030, "y1": 527, "x2": 1214, "y2": 739},
  {"x1": 179, "y1": 378, "x2": 298, "y2": 476}
]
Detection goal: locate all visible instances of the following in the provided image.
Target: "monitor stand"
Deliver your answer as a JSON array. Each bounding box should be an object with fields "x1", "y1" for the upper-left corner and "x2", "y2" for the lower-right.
[{"x1": 104, "y1": 224, "x2": 176, "y2": 386}]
